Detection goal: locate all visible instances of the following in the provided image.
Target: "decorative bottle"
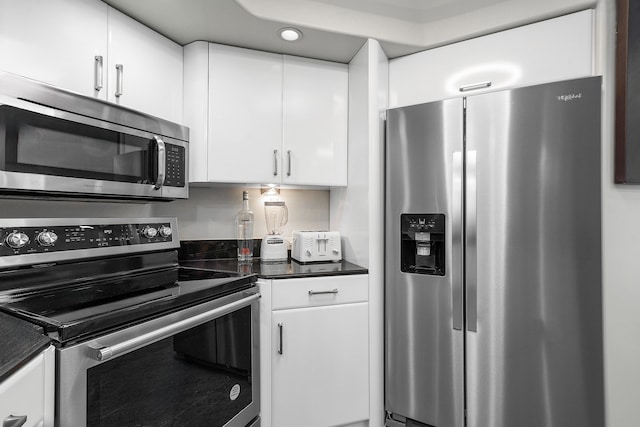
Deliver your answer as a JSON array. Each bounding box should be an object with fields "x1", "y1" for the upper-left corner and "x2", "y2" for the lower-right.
[{"x1": 236, "y1": 191, "x2": 254, "y2": 262}]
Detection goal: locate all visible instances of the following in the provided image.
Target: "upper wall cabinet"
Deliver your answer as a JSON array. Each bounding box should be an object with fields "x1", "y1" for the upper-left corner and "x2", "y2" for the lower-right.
[
  {"x1": 185, "y1": 43, "x2": 284, "y2": 184},
  {"x1": 184, "y1": 42, "x2": 348, "y2": 187},
  {"x1": 107, "y1": 8, "x2": 184, "y2": 123},
  {"x1": 0, "y1": 0, "x2": 108, "y2": 98},
  {"x1": 389, "y1": 10, "x2": 594, "y2": 108},
  {"x1": 282, "y1": 56, "x2": 348, "y2": 186},
  {"x1": 0, "y1": 0, "x2": 183, "y2": 123}
]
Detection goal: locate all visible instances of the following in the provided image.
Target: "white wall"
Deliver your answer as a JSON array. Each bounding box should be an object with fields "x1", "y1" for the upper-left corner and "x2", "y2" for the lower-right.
[
  {"x1": 330, "y1": 39, "x2": 388, "y2": 427},
  {"x1": 153, "y1": 186, "x2": 329, "y2": 242},
  {"x1": 0, "y1": 187, "x2": 329, "y2": 245},
  {"x1": 594, "y1": 1, "x2": 640, "y2": 426}
]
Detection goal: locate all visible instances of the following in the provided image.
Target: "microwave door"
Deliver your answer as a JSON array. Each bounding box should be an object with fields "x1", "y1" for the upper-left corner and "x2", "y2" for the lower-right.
[{"x1": 0, "y1": 103, "x2": 177, "y2": 199}]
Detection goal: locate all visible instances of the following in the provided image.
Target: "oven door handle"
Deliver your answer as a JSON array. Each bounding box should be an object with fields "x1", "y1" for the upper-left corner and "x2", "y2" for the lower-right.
[{"x1": 89, "y1": 293, "x2": 260, "y2": 362}]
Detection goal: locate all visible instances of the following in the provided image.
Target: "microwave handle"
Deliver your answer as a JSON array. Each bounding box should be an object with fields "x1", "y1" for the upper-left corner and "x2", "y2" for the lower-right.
[
  {"x1": 153, "y1": 136, "x2": 166, "y2": 190},
  {"x1": 89, "y1": 292, "x2": 260, "y2": 362}
]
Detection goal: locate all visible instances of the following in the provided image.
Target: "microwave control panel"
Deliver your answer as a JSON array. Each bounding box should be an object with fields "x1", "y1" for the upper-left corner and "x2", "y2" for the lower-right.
[{"x1": 163, "y1": 143, "x2": 186, "y2": 188}]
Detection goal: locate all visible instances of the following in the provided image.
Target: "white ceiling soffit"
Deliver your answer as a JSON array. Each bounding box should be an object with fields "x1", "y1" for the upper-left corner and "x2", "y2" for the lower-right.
[
  {"x1": 103, "y1": 0, "x2": 597, "y2": 63},
  {"x1": 236, "y1": 0, "x2": 597, "y2": 57},
  {"x1": 102, "y1": 0, "x2": 368, "y2": 63}
]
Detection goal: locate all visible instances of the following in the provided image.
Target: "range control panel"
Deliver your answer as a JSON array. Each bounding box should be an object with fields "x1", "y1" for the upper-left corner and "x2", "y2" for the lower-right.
[{"x1": 0, "y1": 219, "x2": 178, "y2": 262}]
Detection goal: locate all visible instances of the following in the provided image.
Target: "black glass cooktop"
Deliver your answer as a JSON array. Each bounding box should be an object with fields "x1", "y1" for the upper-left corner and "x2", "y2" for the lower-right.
[{"x1": 0, "y1": 253, "x2": 256, "y2": 345}]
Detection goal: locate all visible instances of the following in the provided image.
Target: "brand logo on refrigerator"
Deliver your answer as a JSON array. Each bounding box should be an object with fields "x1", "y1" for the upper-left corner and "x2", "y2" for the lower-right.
[{"x1": 557, "y1": 93, "x2": 582, "y2": 102}]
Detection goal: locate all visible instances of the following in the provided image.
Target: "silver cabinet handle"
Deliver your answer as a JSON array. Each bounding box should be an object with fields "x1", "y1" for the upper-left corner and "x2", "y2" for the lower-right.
[
  {"x1": 287, "y1": 150, "x2": 292, "y2": 177},
  {"x1": 452, "y1": 151, "x2": 463, "y2": 331},
  {"x1": 278, "y1": 322, "x2": 284, "y2": 355},
  {"x1": 273, "y1": 149, "x2": 279, "y2": 176},
  {"x1": 308, "y1": 288, "x2": 338, "y2": 296},
  {"x1": 459, "y1": 81, "x2": 492, "y2": 92},
  {"x1": 153, "y1": 136, "x2": 166, "y2": 190},
  {"x1": 94, "y1": 55, "x2": 103, "y2": 91},
  {"x1": 3, "y1": 415, "x2": 27, "y2": 427},
  {"x1": 466, "y1": 150, "x2": 478, "y2": 332},
  {"x1": 115, "y1": 64, "x2": 124, "y2": 97},
  {"x1": 89, "y1": 293, "x2": 260, "y2": 361}
]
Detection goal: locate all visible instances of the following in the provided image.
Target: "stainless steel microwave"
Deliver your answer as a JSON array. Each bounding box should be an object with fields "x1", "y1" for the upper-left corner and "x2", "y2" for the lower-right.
[{"x1": 0, "y1": 71, "x2": 188, "y2": 201}]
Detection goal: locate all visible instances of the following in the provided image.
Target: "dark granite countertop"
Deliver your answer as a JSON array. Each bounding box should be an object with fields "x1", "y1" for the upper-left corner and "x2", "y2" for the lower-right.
[
  {"x1": 180, "y1": 258, "x2": 368, "y2": 279},
  {"x1": 0, "y1": 311, "x2": 50, "y2": 383},
  {"x1": 179, "y1": 239, "x2": 368, "y2": 279}
]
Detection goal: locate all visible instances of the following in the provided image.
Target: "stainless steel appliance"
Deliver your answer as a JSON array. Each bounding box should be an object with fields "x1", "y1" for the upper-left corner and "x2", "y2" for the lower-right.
[
  {"x1": 0, "y1": 71, "x2": 188, "y2": 200},
  {"x1": 385, "y1": 77, "x2": 604, "y2": 427},
  {"x1": 0, "y1": 217, "x2": 259, "y2": 427},
  {"x1": 291, "y1": 230, "x2": 342, "y2": 263}
]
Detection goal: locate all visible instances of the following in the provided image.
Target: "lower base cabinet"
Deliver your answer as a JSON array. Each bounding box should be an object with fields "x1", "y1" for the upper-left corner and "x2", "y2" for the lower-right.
[
  {"x1": 259, "y1": 275, "x2": 369, "y2": 427},
  {"x1": 0, "y1": 346, "x2": 54, "y2": 427}
]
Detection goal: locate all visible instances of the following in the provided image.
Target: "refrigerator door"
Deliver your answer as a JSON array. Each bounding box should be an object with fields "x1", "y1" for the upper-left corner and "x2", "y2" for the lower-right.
[
  {"x1": 385, "y1": 99, "x2": 464, "y2": 427},
  {"x1": 465, "y1": 77, "x2": 603, "y2": 427}
]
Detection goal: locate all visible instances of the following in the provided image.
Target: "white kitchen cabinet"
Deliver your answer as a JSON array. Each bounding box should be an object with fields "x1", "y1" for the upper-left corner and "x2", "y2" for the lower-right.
[
  {"x1": 0, "y1": 346, "x2": 55, "y2": 427},
  {"x1": 107, "y1": 7, "x2": 184, "y2": 123},
  {"x1": 282, "y1": 56, "x2": 348, "y2": 186},
  {"x1": 0, "y1": 0, "x2": 108, "y2": 99},
  {"x1": 0, "y1": 0, "x2": 183, "y2": 123},
  {"x1": 184, "y1": 42, "x2": 348, "y2": 186},
  {"x1": 208, "y1": 43, "x2": 283, "y2": 184},
  {"x1": 389, "y1": 10, "x2": 594, "y2": 108},
  {"x1": 259, "y1": 275, "x2": 369, "y2": 427}
]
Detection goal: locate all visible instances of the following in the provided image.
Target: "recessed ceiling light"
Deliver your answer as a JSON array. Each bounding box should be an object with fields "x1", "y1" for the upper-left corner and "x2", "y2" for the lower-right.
[{"x1": 279, "y1": 27, "x2": 302, "y2": 42}]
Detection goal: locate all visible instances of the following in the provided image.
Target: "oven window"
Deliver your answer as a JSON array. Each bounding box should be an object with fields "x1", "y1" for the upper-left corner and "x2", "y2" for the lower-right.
[
  {"x1": 86, "y1": 306, "x2": 253, "y2": 427},
  {"x1": 0, "y1": 105, "x2": 154, "y2": 183}
]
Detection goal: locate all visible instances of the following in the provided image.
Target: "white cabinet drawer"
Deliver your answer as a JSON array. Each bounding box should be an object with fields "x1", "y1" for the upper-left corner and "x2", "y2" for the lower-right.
[{"x1": 271, "y1": 275, "x2": 368, "y2": 310}]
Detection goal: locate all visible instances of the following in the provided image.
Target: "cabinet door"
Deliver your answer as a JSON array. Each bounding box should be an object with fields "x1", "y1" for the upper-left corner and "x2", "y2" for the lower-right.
[
  {"x1": 107, "y1": 7, "x2": 183, "y2": 123},
  {"x1": 389, "y1": 10, "x2": 594, "y2": 108},
  {"x1": 283, "y1": 56, "x2": 348, "y2": 186},
  {"x1": 272, "y1": 303, "x2": 369, "y2": 427},
  {"x1": 207, "y1": 44, "x2": 283, "y2": 184},
  {"x1": 0, "y1": 0, "x2": 108, "y2": 99},
  {"x1": 0, "y1": 346, "x2": 54, "y2": 427}
]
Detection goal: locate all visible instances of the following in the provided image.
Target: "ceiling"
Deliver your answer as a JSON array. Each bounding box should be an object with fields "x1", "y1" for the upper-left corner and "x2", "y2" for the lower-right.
[{"x1": 103, "y1": 0, "x2": 596, "y2": 63}]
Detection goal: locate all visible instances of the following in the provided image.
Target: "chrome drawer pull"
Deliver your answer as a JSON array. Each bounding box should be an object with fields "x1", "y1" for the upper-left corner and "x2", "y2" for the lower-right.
[
  {"x1": 3, "y1": 415, "x2": 27, "y2": 427},
  {"x1": 94, "y1": 55, "x2": 103, "y2": 91},
  {"x1": 273, "y1": 149, "x2": 278, "y2": 176},
  {"x1": 308, "y1": 288, "x2": 339, "y2": 296},
  {"x1": 459, "y1": 81, "x2": 492, "y2": 92},
  {"x1": 115, "y1": 64, "x2": 124, "y2": 97}
]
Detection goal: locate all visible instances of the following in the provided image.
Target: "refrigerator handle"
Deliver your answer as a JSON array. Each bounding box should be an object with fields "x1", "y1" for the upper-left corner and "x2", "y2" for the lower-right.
[
  {"x1": 452, "y1": 151, "x2": 464, "y2": 331},
  {"x1": 467, "y1": 150, "x2": 478, "y2": 332}
]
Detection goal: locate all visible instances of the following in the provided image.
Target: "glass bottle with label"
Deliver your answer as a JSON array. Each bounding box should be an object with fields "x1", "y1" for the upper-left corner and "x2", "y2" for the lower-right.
[{"x1": 236, "y1": 191, "x2": 254, "y2": 262}]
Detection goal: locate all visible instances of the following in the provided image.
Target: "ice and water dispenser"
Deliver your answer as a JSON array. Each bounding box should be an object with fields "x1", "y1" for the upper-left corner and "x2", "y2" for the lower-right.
[{"x1": 400, "y1": 214, "x2": 445, "y2": 275}]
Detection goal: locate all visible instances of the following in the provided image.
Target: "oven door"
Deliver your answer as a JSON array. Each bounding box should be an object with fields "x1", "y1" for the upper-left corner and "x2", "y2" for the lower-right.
[
  {"x1": 0, "y1": 101, "x2": 187, "y2": 200},
  {"x1": 57, "y1": 288, "x2": 260, "y2": 427}
]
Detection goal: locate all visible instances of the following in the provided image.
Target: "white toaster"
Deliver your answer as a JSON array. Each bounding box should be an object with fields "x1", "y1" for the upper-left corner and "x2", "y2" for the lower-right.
[{"x1": 292, "y1": 231, "x2": 342, "y2": 263}]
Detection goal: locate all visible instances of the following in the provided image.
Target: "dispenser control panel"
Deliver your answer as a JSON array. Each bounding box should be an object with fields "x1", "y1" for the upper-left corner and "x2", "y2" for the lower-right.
[{"x1": 400, "y1": 214, "x2": 445, "y2": 275}]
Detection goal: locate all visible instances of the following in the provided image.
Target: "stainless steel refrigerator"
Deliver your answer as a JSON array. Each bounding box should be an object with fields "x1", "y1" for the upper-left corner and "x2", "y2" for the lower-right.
[{"x1": 384, "y1": 77, "x2": 603, "y2": 427}]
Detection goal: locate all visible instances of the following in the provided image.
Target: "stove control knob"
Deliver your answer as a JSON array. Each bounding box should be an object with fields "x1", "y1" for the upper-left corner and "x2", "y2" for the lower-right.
[
  {"x1": 158, "y1": 225, "x2": 172, "y2": 238},
  {"x1": 6, "y1": 232, "x2": 30, "y2": 249},
  {"x1": 141, "y1": 226, "x2": 158, "y2": 239},
  {"x1": 37, "y1": 231, "x2": 58, "y2": 246}
]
